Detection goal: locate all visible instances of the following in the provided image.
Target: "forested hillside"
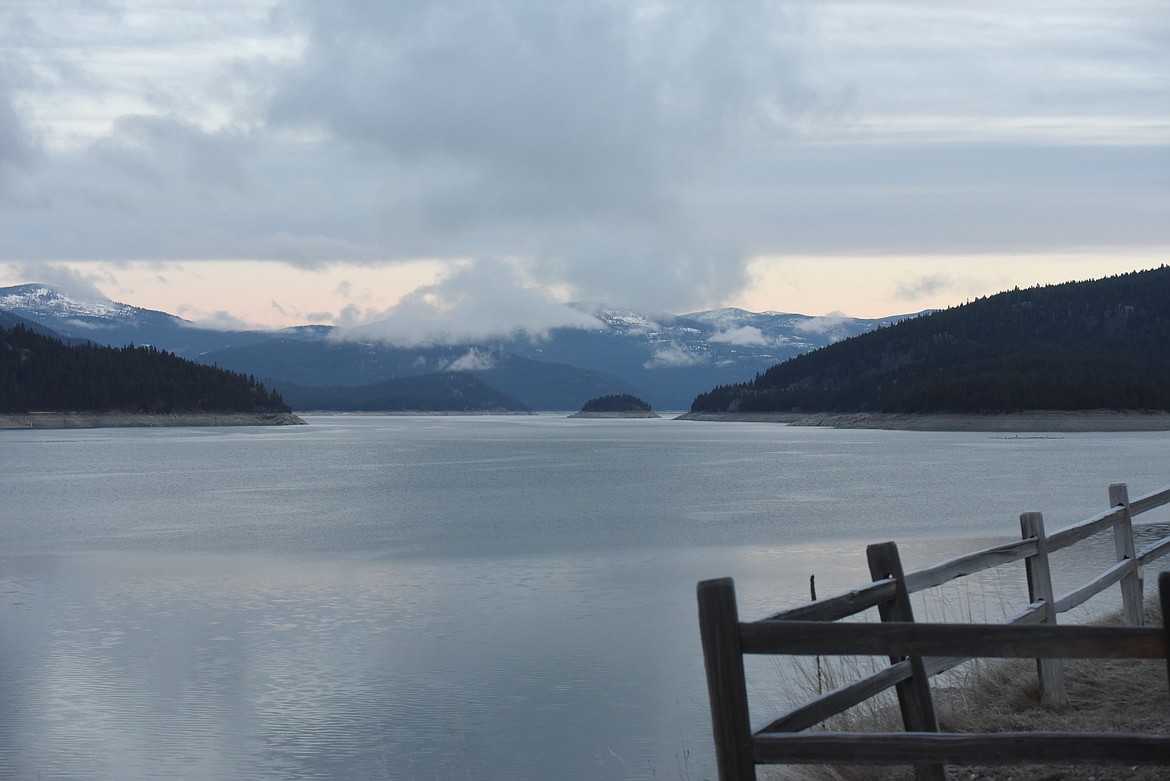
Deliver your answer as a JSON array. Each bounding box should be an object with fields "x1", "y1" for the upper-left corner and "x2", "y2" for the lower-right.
[
  {"x1": 275, "y1": 372, "x2": 529, "y2": 412},
  {"x1": 692, "y1": 266, "x2": 1170, "y2": 414},
  {"x1": 1, "y1": 324, "x2": 290, "y2": 414}
]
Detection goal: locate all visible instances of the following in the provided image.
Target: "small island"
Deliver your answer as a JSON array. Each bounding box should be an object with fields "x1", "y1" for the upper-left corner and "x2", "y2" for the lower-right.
[{"x1": 569, "y1": 393, "x2": 659, "y2": 418}]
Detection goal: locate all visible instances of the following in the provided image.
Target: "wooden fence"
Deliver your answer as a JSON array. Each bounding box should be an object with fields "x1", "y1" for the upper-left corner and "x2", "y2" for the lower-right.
[{"x1": 697, "y1": 481, "x2": 1170, "y2": 781}]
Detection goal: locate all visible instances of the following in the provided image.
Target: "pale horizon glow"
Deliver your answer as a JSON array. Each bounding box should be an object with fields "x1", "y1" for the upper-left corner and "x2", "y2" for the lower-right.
[
  {"x1": 3, "y1": 254, "x2": 1168, "y2": 329},
  {"x1": 738, "y1": 252, "x2": 1170, "y2": 319}
]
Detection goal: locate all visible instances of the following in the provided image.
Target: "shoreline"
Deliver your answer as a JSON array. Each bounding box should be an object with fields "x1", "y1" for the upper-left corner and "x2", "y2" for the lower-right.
[
  {"x1": 676, "y1": 410, "x2": 1170, "y2": 432},
  {"x1": 0, "y1": 411, "x2": 306, "y2": 430},
  {"x1": 568, "y1": 410, "x2": 660, "y2": 419},
  {"x1": 10, "y1": 409, "x2": 1167, "y2": 432}
]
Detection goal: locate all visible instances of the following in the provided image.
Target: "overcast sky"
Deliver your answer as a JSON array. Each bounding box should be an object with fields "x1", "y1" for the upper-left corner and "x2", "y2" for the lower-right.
[{"x1": 1, "y1": 0, "x2": 1167, "y2": 337}]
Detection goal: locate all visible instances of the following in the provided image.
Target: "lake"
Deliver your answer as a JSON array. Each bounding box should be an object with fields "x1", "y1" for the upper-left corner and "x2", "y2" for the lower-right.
[{"x1": 2, "y1": 415, "x2": 1168, "y2": 779}]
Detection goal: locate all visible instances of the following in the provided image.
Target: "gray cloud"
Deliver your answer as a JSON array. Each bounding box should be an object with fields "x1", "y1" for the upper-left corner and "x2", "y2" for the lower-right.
[
  {"x1": 259, "y1": 0, "x2": 1170, "y2": 297},
  {"x1": 10, "y1": 262, "x2": 109, "y2": 302},
  {"x1": 896, "y1": 273, "x2": 956, "y2": 302},
  {"x1": 644, "y1": 343, "x2": 704, "y2": 369},
  {"x1": 0, "y1": 0, "x2": 1168, "y2": 326},
  {"x1": 341, "y1": 257, "x2": 601, "y2": 346},
  {"x1": 178, "y1": 308, "x2": 258, "y2": 331},
  {"x1": 268, "y1": 1, "x2": 804, "y2": 209},
  {"x1": 264, "y1": 0, "x2": 824, "y2": 310},
  {"x1": 89, "y1": 115, "x2": 251, "y2": 190},
  {"x1": 793, "y1": 313, "x2": 851, "y2": 338},
  {"x1": 708, "y1": 326, "x2": 767, "y2": 346},
  {"x1": 0, "y1": 61, "x2": 38, "y2": 187}
]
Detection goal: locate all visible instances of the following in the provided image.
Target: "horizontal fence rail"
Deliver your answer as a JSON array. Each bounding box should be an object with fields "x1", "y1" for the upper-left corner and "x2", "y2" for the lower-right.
[
  {"x1": 739, "y1": 621, "x2": 1167, "y2": 659},
  {"x1": 902, "y1": 538, "x2": 1038, "y2": 593},
  {"x1": 1046, "y1": 506, "x2": 1125, "y2": 553},
  {"x1": 763, "y1": 578, "x2": 897, "y2": 622},
  {"x1": 754, "y1": 662, "x2": 914, "y2": 735},
  {"x1": 752, "y1": 732, "x2": 1170, "y2": 767},
  {"x1": 698, "y1": 480, "x2": 1170, "y2": 781}
]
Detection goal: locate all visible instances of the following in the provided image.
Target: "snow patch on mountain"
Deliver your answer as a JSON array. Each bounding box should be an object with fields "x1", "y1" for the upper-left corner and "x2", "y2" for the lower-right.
[
  {"x1": 708, "y1": 326, "x2": 767, "y2": 346},
  {"x1": 681, "y1": 307, "x2": 757, "y2": 325},
  {"x1": 569, "y1": 302, "x2": 660, "y2": 334},
  {"x1": 445, "y1": 348, "x2": 497, "y2": 372}
]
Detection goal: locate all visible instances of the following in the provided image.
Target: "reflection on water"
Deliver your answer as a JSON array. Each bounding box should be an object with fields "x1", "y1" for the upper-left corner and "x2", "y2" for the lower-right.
[
  {"x1": 0, "y1": 549, "x2": 733, "y2": 780},
  {"x1": 2, "y1": 416, "x2": 1169, "y2": 779}
]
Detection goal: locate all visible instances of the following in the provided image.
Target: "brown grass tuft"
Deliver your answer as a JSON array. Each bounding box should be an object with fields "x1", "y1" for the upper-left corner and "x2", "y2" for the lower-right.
[{"x1": 765, "y1": 600, "x2": 1169, "y2": 781}]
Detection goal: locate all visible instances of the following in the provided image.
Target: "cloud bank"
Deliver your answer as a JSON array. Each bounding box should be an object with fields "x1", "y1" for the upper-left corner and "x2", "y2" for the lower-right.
[
  {"x1": 341, "y1": 258, "x2": 601, "y2": 346},
  {"x1": 1, "y1": 0, "x2": 1168, "y2": 331}
]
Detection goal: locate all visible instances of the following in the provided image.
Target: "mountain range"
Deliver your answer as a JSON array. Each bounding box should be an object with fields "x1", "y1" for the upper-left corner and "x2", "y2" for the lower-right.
[{"x1": 0, "y1": 283, "x2": 913, "y2": 411}]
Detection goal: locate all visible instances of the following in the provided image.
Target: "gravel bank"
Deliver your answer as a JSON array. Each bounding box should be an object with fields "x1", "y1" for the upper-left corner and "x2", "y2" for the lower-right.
[
  {"x1": 568, "y1": 410, "x2": 661, "y2": 418},
  {"x1": 677, "y1": 410, "x2": 1170, "y2": 432},
  {"x1": 0, "y1": 411, "x2": 306, "y2": 429}
]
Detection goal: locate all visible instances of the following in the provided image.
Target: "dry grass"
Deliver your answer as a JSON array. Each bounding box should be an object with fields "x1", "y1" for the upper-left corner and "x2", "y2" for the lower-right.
[{"x1": 764, "y1": 600, "x2": 1169, "y2": 781}]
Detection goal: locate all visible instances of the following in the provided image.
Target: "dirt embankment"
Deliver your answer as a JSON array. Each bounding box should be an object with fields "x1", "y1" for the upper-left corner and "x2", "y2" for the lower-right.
[
  {"x1": 678, "y1": 410, "x2": 1170, "y2": 432},
  {"x1": 0, "y1": 411, "x2": 306, "y2": 429},
  {"x1": 568, "y1": 411, "x2": 660, "y2": 419}
]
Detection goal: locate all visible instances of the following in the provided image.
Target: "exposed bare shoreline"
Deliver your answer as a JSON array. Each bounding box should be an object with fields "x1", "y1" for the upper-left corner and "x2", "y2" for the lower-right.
[
  {"x1": 0, "y1": 411, "x2": 306, "y2": 430},
  {"x1": 676, "y1": 410, "x2": 1170, "y2": 432},
  {"x1": 568, "y1": 410, "x2": 660, "y2": 419},
  {"x1": 8, "y1": 409, "x2": 1168, "y2": 432}
]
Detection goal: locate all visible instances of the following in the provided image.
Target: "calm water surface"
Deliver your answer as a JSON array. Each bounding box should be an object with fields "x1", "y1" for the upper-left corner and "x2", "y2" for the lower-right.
[{"x1": 2, "y1": 415, "x2": 1168, "y2": 779}]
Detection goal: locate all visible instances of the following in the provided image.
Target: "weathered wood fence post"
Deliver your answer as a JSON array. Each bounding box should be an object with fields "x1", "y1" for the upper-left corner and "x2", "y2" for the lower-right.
[
  {"x1": 1160, "y1": 571, "x2": 1170, "y2": 691},
  {"x1": 866, "y1": 542, "x2": 944, "y2": 781},
  {"x1": 697, "y1": 577, "x2": 756, "y2": 781},
  {"x1": 1109, "y1": 483, "x2": 1144, "y2": 626},
  {"x1": 1020, "y1": 511, "x2": 1067, "y2": 704}
]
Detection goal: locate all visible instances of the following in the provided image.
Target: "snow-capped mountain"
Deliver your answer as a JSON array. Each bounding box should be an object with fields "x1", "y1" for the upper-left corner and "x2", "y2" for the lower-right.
[
  {"x1": 0, "y1": 284, "x2": 148, "y2": 322},
  {"x1": 0, "y1": 284, "x2": 285, "y2": 357},
  {"x1": 496, "y1": 305, "x2": 914, "y2": 408},
  {"x1": 1, "y1": 283, "x2": 920, "y2": 410}
]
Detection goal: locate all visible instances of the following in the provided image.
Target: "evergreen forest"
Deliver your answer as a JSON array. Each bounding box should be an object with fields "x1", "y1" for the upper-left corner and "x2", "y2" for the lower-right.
[
  {"x1": 691, "y1": 266, "x2": 1170, "y2": 414},
  {"x1": 1, "y1": 324, "x2": 290, "y2": 414},
  {"x1": 579, "y1": 394, "x2": 653, "y2": 413},
  {"x1": 274, "y1": 372, "x2": 529, "y2": 412}
]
